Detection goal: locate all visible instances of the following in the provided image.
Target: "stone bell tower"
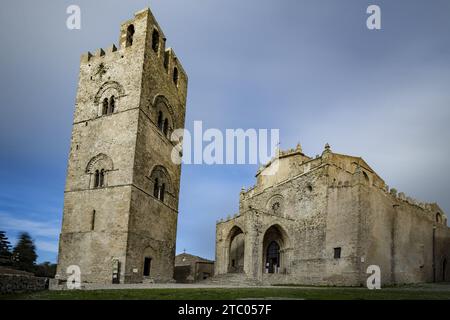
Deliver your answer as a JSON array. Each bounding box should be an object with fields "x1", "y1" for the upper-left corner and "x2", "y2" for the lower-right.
[{"x1": 56, "y1": 8, "x2": 188, "y2": 284}]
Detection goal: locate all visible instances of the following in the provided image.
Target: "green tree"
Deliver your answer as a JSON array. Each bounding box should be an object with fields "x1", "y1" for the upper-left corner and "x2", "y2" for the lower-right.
[
  {"x1": 0, "y1": 231, "x2": 12, "y2": 266},
  {"x1": 12, "y1": 232, "x2": 37, "y2": 272},
  {"x1": 34, "y1": 262, "x2": 57, "y2": 278}
]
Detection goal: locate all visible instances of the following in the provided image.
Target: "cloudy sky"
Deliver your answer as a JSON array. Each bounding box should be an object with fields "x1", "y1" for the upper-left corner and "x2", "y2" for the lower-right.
[{"x1": 0, "y1": 0, "x2": 449, "y2": 263}]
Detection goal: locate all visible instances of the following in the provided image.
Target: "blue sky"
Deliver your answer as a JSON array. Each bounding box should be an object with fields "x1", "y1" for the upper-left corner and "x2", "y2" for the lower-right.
[{"x1": 0, "y1": 0, "x2": 449, "y2": 263}]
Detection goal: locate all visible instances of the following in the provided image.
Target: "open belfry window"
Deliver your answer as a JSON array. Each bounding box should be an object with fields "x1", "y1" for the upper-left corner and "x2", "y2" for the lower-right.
[
  {"x1": 126, "y1": 24, "x2": 135, "y2": 47},
  {"x1": 152, "y1": 29, "x2": 160, "y2": 53}
]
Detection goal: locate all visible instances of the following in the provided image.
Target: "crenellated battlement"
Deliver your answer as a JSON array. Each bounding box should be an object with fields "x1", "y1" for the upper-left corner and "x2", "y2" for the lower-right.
[
  {"x1": 217, "y1": 213, "x2": 241, "y2": 225},
  {"x1": 79, "y1": 8, "x2": 187, "y2": 102}
]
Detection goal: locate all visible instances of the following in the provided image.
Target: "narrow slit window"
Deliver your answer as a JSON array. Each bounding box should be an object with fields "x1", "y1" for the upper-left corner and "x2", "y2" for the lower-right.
[
  {"x1": 173, "y1": 67, "x2": 179, "y2": 86},
  {"x1": 91, "y1": 210, "x2": 96, "y2": 231}
]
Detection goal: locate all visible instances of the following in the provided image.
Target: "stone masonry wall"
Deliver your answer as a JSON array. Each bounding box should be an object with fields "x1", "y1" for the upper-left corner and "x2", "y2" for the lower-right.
[{"x1": 0, "y1": 275, "x2": 47, "y2": 295}]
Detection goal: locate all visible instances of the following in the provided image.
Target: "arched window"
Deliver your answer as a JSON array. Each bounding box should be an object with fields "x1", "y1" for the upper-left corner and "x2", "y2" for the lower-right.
[
  {"x1": 163, "y1": 119, "x2": 169, "y2": 136},
  {"x1": 436, "y1": 212, "x2": 443, "y2": 224},
  {"x1": 108, "y1": 96, "x2": 115, "y2": 114},
  {"x1": 86, "y1": 154, "x2": 114, "y2": 189},
  {"x1": 126, "y1": 24, "x2": 135, "y2": 47},
  {"x1": 152, "y1": 29, "x2": 160, "y2": 53},
  {"x1": 153, "y1": 96, "x2": 174, "y2": 138},
  {"x1": 153, "y1": 178, "x2": 159, "y2": 198},
  {"x1": 173, "y1": 67, "x2": 179, "y2": 86},
  {"x1": 157, "y1": 111, "x2": 164, "y2": 131},
  {"x1": 94, "y1": 170, "x2": 100, "y2": 188},
  {"x1": 160, "y1": 183, "x2": 166, "y2": 202},
  {"x1": 99, "y1": 169, "x2": 105, "y2": 187},
  {"x1": 150, "y1": 166, "x2": 171, "y2": 203},
  {"x1": 102, "y1": 98, "x2": 109, "y2": 115}
]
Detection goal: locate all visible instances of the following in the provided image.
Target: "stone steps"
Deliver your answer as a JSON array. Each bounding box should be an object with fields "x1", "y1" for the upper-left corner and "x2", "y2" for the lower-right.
[{"x1": 201, "y1": 273, "x2": 262, "y2": 287}]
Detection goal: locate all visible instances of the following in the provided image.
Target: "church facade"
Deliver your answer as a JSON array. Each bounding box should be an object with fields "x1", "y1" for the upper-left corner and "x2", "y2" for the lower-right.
[{"x1": 215, "y1": 144, "x2": 450, "y2": 286}]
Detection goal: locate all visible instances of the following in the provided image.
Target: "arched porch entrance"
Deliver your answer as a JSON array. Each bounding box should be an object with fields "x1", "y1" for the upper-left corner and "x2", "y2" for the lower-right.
[
  {"x1": 227, "y1": 226, "x2": 245, "y2": 273},
  {"x1": 262, "y1": 225, "x2": 289, "y2": 274}
]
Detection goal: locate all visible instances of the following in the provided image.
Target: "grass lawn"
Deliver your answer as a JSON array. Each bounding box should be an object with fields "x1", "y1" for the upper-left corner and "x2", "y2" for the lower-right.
[{"x1": 2, "y1": 287, "x2": 450, "y2": 300}]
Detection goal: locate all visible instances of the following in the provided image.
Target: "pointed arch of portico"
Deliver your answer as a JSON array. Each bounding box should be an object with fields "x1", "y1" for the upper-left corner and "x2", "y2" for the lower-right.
[
  {"x1": 261, "y1": 224, "x2": 291, "y2": 274},
  {"x1": 225, "y1": 225, "x2": 246, "y2": 274}
]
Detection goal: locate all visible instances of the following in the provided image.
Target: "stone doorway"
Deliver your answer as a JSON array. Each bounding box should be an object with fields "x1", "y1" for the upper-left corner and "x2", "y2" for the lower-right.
[
  {"x1": 143, "y1": 257, "x2": 152, "y2": 277},
  {"x1": 266, "y1": 241, "x2": 280, "y2": 274},
  {"x1": 262, "y1": 225, "x2": 289, "y2": 274}
]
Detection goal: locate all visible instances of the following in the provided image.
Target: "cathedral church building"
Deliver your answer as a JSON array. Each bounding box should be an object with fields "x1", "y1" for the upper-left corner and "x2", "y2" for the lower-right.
[{"x1": 215, "y1": 144, "x2": 450, "y2": 286}]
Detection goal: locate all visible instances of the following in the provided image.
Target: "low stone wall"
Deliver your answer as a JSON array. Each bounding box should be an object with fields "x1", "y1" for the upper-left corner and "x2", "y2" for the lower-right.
[{"x1": 0, "y1": 274, "x2": 48, "y2": 295}]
